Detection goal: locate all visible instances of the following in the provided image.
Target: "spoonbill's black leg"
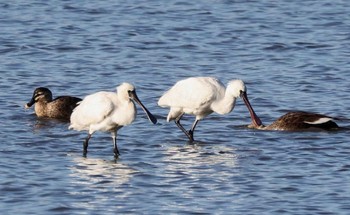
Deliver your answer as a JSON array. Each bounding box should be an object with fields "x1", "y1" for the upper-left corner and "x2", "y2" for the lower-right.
[
  {"x1": 83, "y1": 133, "x2": 91, "y2": 157},
  {"x1": 188, "y1": 119, "x2": 199, "y2": 142},
  {"x1": 175, "y1": 113, "x2": 195, "y2": 142},
  {"x1": 111, "y1": 131, "x2": 120, "y2": 158}
]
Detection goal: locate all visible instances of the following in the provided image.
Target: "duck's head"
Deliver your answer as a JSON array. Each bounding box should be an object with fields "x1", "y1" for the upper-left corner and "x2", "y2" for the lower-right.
[{"x1": 25, "y1": 87, "x2": 53, "y2": 108}]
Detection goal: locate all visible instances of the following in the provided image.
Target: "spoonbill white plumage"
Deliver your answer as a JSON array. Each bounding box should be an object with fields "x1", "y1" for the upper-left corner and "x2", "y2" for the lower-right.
[
  {"x1": 158, "y1": 77, "x2": 262, "y2": 141},
  {"x1": 69, "y1": 83, "x2": 157, "y2": 157},
  {"x1": 249, "y1": 111, "x2": 339, "y2": 131}
]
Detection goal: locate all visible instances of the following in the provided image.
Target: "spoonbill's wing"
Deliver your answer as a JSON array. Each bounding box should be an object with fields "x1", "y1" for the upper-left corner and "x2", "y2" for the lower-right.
[
  {"x1": 158, "y1": 77, "x2": 222, "y2": 109},
  {"x1": 70, "y1": 92, "x2": 114, "y2": 130}
]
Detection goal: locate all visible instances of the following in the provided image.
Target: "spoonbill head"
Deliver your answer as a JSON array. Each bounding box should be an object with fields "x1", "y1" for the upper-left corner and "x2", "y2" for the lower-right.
[
  {"x1": 25, "y1": 87, "x2": 82, "y2": 121},
  {"x1": 69, "y1": 83, "x2": 157, "y2": 157},
  {"x1": 249, "y1": 111, "x2": 339, "y2": 131},
  {"x1": 158, "y1": 77, "x2": 261, "y2": 141}
]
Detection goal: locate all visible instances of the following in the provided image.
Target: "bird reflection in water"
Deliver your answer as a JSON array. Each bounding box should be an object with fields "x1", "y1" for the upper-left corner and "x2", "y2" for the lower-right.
[{"x1": 69, "y1": 156, "x2": 137, "y2": 187}]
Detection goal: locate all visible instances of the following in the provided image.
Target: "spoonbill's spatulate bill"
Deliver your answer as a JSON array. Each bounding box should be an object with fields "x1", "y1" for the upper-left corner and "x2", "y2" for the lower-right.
[
  {"x1": 158, "y1": 77, "x2": 261, "y2": 141},
  {"x1": 250, "y1": 111, "x2": 339, "y2": 131},
  {"x1": 25, "y1": 87, "x2": 82, "y2": 121},
  {"x1": 69, "y1": 83, "x2": 157, "y2": 157}
]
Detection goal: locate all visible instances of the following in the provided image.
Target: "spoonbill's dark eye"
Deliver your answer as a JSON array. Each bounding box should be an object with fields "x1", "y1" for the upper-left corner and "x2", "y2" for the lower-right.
[{"x1": 128, "y1": 90, "x2": 135, "y2": 97}]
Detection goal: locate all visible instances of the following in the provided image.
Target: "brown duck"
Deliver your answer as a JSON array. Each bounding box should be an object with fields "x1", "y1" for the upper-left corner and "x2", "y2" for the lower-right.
[
  {"x1": 25, "y1": 87, "x2": 82, "y2": 121},
  {"x1": 250, "y1": 111, "x2": 339, "y2": 131}
]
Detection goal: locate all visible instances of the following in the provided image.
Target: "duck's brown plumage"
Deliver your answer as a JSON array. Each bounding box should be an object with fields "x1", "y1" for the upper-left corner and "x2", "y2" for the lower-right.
[
  {"x1": 25, "y1": 87, "x2": 82, "y2": 121},
  {"x1": 253, "y1": 111, "x2": 339, "y2": 131}
]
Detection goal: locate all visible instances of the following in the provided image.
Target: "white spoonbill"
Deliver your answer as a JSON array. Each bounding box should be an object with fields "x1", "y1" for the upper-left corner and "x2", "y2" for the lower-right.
[
  {"x1": 69, "y1": 83, "x2": 157, "y2": 157},
  {"x1": 158, "y1": 77, "x2": 262, "y2": 141}
]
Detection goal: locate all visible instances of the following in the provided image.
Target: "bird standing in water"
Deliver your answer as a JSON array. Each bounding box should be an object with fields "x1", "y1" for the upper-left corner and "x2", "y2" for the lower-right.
[
  {"x1": 69, "y1": 83, "x2": 157, "y2": 157},
  {"x1": 158, "y1": 77, "x2": 262, "y2": 141}
]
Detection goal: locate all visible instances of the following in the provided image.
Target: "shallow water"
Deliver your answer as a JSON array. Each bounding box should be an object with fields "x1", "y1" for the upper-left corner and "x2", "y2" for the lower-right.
[{"x1": 1, "y1": 0, "x2": 350, "y2": 214}]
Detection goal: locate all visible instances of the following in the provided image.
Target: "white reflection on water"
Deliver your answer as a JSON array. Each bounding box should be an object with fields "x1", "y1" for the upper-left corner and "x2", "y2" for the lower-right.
[
  {"x1": 67, "y1": 155, "x2": 138, "y2": 210},
  {"x1": 68, "y1": 155, "x2": 137, "y2": 187},
  {"x1": 162, "y1": 143, "x2": 239, "y2": 177},
  {"x1": 150, "y1": 143, "x2": 243, "y2": 209},
  {"x1": 165, "y1": 143, "x2": 237, "y2": 167}
]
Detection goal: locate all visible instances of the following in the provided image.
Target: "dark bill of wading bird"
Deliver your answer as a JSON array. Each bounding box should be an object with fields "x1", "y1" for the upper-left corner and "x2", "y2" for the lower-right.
[
  {"x1": 248, "y1": 111, "x2": 340, "y2": 131},
  {"x1": 69, "y1": 83, "x2": 157, "y2": 158},
  {"x1": 158, "y1": 77, "x2": 262, "y2": 142},
  {"x1": 25, "y1": 87, "x2": 82, "y2": 121}
]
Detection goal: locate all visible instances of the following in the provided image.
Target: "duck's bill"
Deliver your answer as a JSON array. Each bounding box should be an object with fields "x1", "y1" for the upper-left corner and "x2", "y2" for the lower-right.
[
  {"x1": 241, "y1": 91, "x2": 262, "y2": 127},
  {"x1": 130, "y1": 91, "x2": 157, "y2": 124},
  {"x1": 25, "y1": 97, "x2": 35, "y2": 109}
]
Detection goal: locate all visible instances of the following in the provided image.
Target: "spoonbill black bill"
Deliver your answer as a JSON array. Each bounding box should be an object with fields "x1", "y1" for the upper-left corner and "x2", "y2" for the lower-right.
[
  {"x1": 158, "y1": 77, "x2": 262, "y2": 141},
  {"x1": 69, "y1": 83, "x2": 157, "y2": 157},
  {"x1": 25, "y1": 87, "x2": 82, "y2": 121}
]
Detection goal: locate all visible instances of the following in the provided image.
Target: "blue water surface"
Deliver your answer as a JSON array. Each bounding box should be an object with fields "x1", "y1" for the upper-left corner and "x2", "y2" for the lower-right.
[{"x1": 1, "y1": 0, "x2": 350, "y2": 214}]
